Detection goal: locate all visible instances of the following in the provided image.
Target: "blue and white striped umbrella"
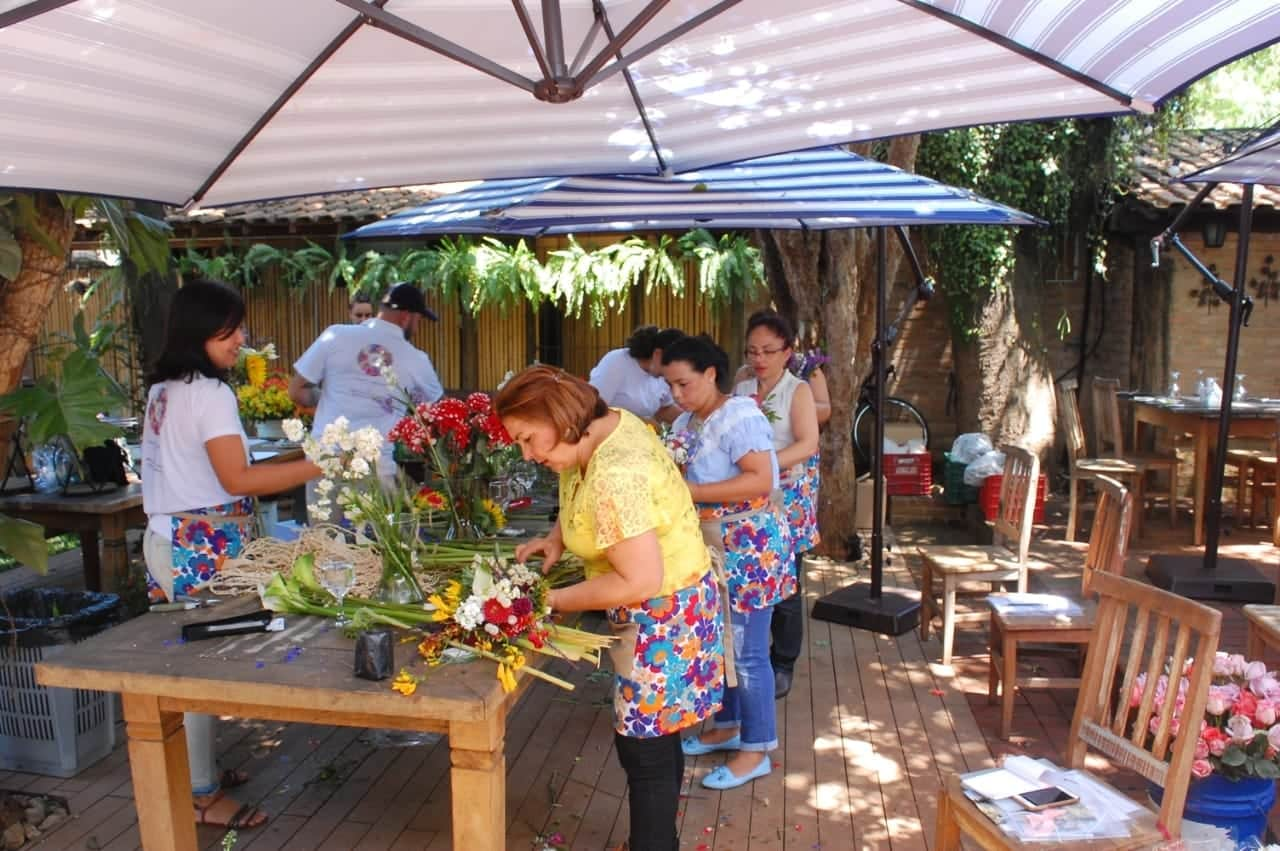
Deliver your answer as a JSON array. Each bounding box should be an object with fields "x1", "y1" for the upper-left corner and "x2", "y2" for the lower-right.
[{"x1": 348, "y1": 147, "x2": 1042, "y2": 238}]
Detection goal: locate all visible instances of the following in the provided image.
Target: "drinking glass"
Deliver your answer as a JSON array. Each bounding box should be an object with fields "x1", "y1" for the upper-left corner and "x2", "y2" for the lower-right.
[
  {"x1": 1195, "y1": 369, "x2": 1207, "y2": 401},
  {"x1": 318, "y1": 558, "x2": 356, "y2": 625},
  {"x1": 1167, "y1": 370, "x2": 1180, "y2": 400},
  {"x1": 1235, "y1": 374, "x2": 1248, "y2": 402},
  {"x1": 489, "y1": 478, "x2": 511, "y2": 509}
]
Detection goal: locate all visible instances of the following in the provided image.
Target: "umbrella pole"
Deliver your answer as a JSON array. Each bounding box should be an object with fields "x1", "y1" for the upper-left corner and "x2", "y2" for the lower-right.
[
  {"x1": 810, "y1": 227, "x2": 921, "y2": 635},
  {"x1": 1146, "y1": 183, "x2": 1274, "y2": 602}
]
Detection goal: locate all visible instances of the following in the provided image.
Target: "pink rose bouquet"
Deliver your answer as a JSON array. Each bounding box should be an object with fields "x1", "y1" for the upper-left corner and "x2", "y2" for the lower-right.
[{"x1": 1132, "y1": 652, "x2": 1280, "y2": 781}]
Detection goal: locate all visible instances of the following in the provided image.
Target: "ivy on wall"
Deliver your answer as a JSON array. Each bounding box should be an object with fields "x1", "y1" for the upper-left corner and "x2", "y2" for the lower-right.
[{"x1": 176, "y1": 230, "x2": 763, "y2": 325}]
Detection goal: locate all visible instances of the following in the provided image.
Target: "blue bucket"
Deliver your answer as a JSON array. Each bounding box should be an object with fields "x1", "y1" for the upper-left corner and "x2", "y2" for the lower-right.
[{"x1": 1150, "y1": 774, "x2": 1276, "y2": 844}]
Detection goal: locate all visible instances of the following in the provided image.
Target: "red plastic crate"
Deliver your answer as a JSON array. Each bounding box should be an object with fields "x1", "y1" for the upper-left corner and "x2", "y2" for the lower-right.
[
  {"x1": 884, "y1": 452, "x2": 932, "y2": 496},
  {"x1": 979, "y1": 474, "x2": 1047, "y2": 523}
]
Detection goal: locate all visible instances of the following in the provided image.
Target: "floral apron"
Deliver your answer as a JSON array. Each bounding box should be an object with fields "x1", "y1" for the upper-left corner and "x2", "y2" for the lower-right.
[
  {"x1": 606, "y1": 571, "x2": 724, "y2": 739},
  {"x1": 697, "y1": 495, "x2": 794, "y2": 614},
  {"x1": 146, "y1": 496, "x2": 255, "y2": 602},
  {"x1": 780, "y1": 453, "x2": 821, "y2": 555}
]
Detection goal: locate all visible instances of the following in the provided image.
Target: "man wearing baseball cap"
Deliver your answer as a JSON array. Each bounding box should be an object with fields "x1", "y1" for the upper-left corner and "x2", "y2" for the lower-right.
[{"x1": 289, "y1": 283, "x2": 444, "y2": 516}]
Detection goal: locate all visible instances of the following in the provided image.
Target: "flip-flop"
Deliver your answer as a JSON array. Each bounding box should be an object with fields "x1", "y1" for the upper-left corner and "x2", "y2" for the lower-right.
[
  {"x1": 195, "y1": 790, "x2": 268, "y2": 830},
  {"x1": 219, "y1": 768, "x2": 250, "y2": 789}
]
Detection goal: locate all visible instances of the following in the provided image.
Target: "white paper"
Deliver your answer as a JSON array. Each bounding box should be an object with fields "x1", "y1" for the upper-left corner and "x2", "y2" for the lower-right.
[
  {"x1": 962, "y1": 767, "x2": 1046, "y2": 800},
  {"x1": 988, "y1": 593, "x2": 1083, "y2": 616}
]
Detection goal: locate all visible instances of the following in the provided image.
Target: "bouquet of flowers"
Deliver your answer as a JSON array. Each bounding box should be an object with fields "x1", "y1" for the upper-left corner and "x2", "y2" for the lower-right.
[
  {"x1": 1132, "y1": 652, "x2": 1280, "y2": 781},
  {"x1": 414, "y1": 554, "x2": 613, "y2": 693},
  {"x1": 388, "y1": 391, "x2": 519, "y2": 537},
  {"x1": 658, "y1": 424, "x2": 694, "y2": 470},
  {"x1": 237, "y1": 372, "x2": 296, "y2": 422},
  {"x1": 788, "y1": 346, "x2": 830, "y2": 380}
]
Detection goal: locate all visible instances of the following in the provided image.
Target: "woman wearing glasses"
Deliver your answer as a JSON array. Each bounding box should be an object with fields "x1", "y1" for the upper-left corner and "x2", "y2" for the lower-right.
[
  {"x1": 734, "y1": 310, "x2": 820, "y2": 700},
  {"x1": 664, "y1": 335, "x2": 790, "y2": 791}
]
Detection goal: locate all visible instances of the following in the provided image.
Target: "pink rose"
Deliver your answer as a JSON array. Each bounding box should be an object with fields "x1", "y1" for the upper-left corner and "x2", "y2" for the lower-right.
[
  {"x1": 1191, "y1": 759, "x2": 1213, "y2": 779},
  {"x1": 1227, "y1": 714, "x2": 1255, "y2": 743},
  {"x1": 1213, "y1": 652, "x2": 1233, "y2": 677},
  {"x1": 1194, "y1": 737, "x2": 1210, "y2": 760},
  {"x1": 1257, "y1": 700, "x2": 1278, "y2": 727},
  {"x1": 1233, "y1": 690, "x2": 1259, "y2": 720},
  {"x1": 1206, "y1": 688, "x2": 1231, "y2": 716},
  {"x1": 1251, "y1": 675, "x2": 1280, "y2": 699},
  {"x1": 1245, "y1": 661, "x2": 1269, "y2": 681},
  {"x1": 1229, "y1": 654, "x2": 1249, "y2": 676},
  {"x1": 1209, "y1": 735, "x2": 1228, "y2": 757},
  {"x1": 1268, "y1": 725, "x2": 1280, "y2": 752}
]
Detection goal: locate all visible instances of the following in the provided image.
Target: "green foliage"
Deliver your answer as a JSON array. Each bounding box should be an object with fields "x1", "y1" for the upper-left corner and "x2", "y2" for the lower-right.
[
  {"x1": 0, "y1": 515, "x2": 49, "y2": 575},
  {"x1": 0, "y1": 348, "x2": 125, "y2": 452},
  {"x1": 176, "y1": 230, "x2": 763, "y2": 324},
  {"x1": 1179, "y1": 45, "x2": 1280, "y2": 128}
]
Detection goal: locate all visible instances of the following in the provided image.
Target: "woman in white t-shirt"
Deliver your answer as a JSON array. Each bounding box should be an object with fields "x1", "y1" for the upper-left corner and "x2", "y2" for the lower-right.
[{"x1": 141, "y1": 279, "x2": 319, "y2": 831}]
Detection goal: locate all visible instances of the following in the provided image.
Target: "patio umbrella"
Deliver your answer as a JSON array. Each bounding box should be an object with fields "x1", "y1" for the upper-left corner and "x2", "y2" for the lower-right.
[
  {"x1": 348, "y1": 145, "x2": 1043, "y2": 634},
  {"x1": 1, "y1": 0, "x2": 1278, "y2": 207},
  {"x1": 1147, "y1": 120, "x2": 1280, "y2": 599}
]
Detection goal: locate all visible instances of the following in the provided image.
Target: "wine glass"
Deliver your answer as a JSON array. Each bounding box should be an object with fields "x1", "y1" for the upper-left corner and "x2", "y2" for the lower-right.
[
  {"x1": 1235, "y1": 374, "x2": 1248, "y2": 402},
  {"x1": 318, "y1": 558, "x2": 356, "y2": 625},
  {"x1": 1195, "y1": 368, "x2": 1207, "y2": 401},
  {"x1": 488, "y1": 478, "x2": 511, "y2": 509},
  {"x1": 1167, "y1": 370, "x2": 1180, "y2": 400}
]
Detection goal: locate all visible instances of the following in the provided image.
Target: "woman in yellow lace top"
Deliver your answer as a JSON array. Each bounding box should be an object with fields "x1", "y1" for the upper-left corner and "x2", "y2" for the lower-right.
[{"x1": 496, "y1": 366, "x2": 724, "y2": 851}]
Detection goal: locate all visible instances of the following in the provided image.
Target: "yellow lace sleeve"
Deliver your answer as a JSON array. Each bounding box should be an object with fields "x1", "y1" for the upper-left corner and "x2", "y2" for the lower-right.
[{"x1": 588, "y1": 463, "x2": 660, "y2": 552}]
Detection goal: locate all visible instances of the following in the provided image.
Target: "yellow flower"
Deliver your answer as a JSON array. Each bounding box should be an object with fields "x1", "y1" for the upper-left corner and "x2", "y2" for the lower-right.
[
  {"x1": 497, "y1": 662, "x2": 517, "y2": 693},
  {"x1": 245, "y1": 354, "x2": 267, "y2": 388},
  {"x1": 391, "y1": 669, "x2": 419, "y2": 696},
  {"x1": 481, "y1": 498, "x2": 507, "y2": 530}
]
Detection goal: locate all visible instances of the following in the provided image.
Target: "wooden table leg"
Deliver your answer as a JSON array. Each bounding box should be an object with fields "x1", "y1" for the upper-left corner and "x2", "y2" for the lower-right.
[
  {"x1": 80, "y1": 528, "x2": 102, "y2": 592},
  {"x1": 449, "y1": 711, "x2": 506, "y2": 851},
  {"x1": 1194, "y1": 423, "x2": 1210, "y2": 547},
  {"x1": 101, "y1": 514, "x2": 129, "y2": 594},
  {"x1": 122, "y1": 693, "x2": 197, "y2": 851}
]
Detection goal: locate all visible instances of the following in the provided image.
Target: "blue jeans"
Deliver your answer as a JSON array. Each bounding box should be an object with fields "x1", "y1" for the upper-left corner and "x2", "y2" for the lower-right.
[{"x1": 713, "y1": 605, "x2": 777, "y2": 751}]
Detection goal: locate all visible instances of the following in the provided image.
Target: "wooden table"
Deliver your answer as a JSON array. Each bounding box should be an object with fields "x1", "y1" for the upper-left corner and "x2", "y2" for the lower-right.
[
  {"x1": 36, "y1": 596, "x2": 517, "y2": 851},
  {"x1": 1129, "y1": 397, "x2": 1280, "y2": 546},
  {"x1": 0, "y1": 483, "x2": 145, "y2": 592}
]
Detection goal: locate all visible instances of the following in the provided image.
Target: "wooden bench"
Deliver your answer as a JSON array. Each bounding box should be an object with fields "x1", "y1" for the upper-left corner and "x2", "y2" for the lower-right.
[{"x1": 1243, "y1": 604, "x2": 1280, "y2": 660}]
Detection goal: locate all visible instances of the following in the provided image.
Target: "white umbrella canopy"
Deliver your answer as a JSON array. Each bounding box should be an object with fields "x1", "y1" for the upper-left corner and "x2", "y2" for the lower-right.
[{"x1": 2, "y1": 0, "x2": 1278, "y2": 207}]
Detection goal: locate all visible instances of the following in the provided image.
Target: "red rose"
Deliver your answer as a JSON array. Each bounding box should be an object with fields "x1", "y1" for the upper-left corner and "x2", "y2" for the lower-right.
[
  {"x1": 482, "y1": 598, "x2": 511, "y2": 624},
  {"x1": 511, "y1": 596, "x2": 533, "y2": 617},
  {"x1": 1234, "y1": 690, "x2": 1259, "y2": 720}
]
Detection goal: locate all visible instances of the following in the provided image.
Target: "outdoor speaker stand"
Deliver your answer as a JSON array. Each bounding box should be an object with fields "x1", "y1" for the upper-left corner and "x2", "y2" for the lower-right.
[
  {"x1": 812, "y1": 227, "x2": 921, "y2": 636},
  {"x1": 1144, "y1": 183, "x2": 1274, "y2": 603}
]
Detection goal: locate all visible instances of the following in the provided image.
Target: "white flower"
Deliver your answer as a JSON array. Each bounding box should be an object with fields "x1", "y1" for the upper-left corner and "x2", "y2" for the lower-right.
[
  {"x1": 315, "y1": 478, "x2": 333, "y2": 496},
  {"x1": 455, "y1": 599, "x2": 484, "y2": 630},
  {"x1": 1213, "y1": 652, "x2": 1233, "y2": 677},
  {"x1": 283, "y1": 418, "x2": 305, "y2": 442},
  {"x1": 1227, "y1": 714, "x2": 1255, "y2": 742},
  {"x1": 484, "y1": 623, "x2": 500, "y2": 636},
  {"x1": 349, "y1": 457, "x2": 370, "y2": 477}
]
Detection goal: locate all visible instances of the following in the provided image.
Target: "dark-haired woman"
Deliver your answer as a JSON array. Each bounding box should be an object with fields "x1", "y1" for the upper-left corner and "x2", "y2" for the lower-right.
[
  {"x1": 588, "y1": 324, "x2": 684, "y2": 422},
  {"x1": 735, "y1": 310, "x2": 820, "y2": 700},
  {"x1": 662, "y1": 335, "x2": 790, "y2": 791},
  {"x1": 141, "y1": 279, "x2": 319, "y2": 830},
  {"x1": 498, "y1": 365, "x2": 723, "y2": 851}
]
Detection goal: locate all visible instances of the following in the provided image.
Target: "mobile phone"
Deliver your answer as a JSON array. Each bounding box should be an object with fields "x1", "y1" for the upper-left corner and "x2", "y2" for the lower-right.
[{"x1": 1011, "y1": 786, "x2": 1079, "y2": 811}]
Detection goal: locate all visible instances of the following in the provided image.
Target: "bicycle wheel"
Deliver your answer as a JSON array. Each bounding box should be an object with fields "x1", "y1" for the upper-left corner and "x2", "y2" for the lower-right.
[{"x1": 852, "y1": 397, "x2": 930, "y2": 473}]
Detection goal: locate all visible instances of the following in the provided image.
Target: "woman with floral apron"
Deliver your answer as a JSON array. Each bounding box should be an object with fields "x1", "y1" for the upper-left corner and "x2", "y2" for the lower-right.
[
  {"x1": 141, "y1": 280, "x2": 318, "y2": 831},
  {"x1": 662, "y1": 335, "x2": 791, "y2": 792},
  {"x1": 735, "y1": 310, "x2": 821, "y2": 700},
  {"x1": 497, "y1": 366, "x2": 723, "y2": 851}
]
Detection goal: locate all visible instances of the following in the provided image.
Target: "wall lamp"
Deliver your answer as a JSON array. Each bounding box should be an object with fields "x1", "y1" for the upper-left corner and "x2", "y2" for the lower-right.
[{"x1": 1202, "y1": 218, "x2": 1228, "y2": 249}]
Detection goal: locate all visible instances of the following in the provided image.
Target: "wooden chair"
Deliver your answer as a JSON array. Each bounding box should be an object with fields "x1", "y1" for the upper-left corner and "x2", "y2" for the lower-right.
[
  {"x1": 1060, "y1": 378, "x2": 1146, "y2": 541},
  {"x1": 988, "y1": 475, "x2": 1132, "y2": 740},
  {"x1": 919, "y1": 445, "x2": 1039, "y2": 666},
  {"x1": 937, "y1": 571, "x2": 1223, "y2": 849},
  {"x1": 1235, "y1": 417, "x2": 1278, "y2": 545},
  {"x1": 1091, "y1": 377, "x2": 1178, "y2": 533}
]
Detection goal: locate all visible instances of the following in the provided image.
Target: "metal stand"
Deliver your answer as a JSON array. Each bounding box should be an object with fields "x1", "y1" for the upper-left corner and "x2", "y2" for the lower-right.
[
  {"x1": 1144, "y1": 183, "x2": 1274, "y2": 601},
  {"x1": 812, "y1": 227, "x2": 921, "y2": 635}
]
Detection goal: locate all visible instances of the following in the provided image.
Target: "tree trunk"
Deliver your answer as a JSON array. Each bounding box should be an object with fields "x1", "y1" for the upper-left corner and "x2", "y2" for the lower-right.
[
  {"x1": 754, "y1": 137, "x2": 920, "y2": 557},
  {"x1": 951, "y1": 230, "x2": 1057, "y2": 457},
  {"x1": 125, "y1": 202, "x2": 178, "y2": 398},
  {"x1": 0, "y1": 193, "x2": 73, "y2": 394}
]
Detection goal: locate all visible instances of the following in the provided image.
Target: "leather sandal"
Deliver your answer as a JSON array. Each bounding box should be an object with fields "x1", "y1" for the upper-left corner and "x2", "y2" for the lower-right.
[
  {"x1": 194, "y1": 790, "x2": 268, "y2": 829},
  {"x1": 219, "y1": 768, "x2": 250, "y2": 789}
]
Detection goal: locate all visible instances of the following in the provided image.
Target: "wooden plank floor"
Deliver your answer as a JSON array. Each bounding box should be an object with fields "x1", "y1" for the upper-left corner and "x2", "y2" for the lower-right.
[{"x1": 9, "y1": 498, "x2": 1278, "y2": 849}]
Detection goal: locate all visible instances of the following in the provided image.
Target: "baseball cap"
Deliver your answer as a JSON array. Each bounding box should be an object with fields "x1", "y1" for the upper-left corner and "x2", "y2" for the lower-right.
[{"x1": 382, "y1": 283, "x2": 439, "y2": 320}]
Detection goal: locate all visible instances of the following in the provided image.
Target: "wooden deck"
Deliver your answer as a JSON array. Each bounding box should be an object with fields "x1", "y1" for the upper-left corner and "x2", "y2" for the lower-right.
[{"x1": 6, "y1": 501, "x2": 1279, "y2": 850}]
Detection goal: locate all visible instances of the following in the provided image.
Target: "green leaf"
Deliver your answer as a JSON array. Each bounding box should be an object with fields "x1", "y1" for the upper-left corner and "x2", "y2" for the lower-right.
[
  {"x1": 0, "y1": 514, "x2": 48, "y2": 574},
  {"x1": 1253, "y1": 759, "x2": 1280, "y2": 779},
  {"x1": 13, "y1": 193, "x2": 66, "y2": 257},
  {"x1": 0, "y1": 228, "x2": 20, "y2": 280},
  {"x1": 0, "y1": 349, "x2": 124, "y2": 452},
  {"x1": 1221, "y1": 746, "x2": 1248, "y2": 767}
]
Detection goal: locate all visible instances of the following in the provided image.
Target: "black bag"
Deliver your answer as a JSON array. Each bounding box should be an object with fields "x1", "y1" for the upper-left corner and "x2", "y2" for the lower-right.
[{"x1": 81, "y1": 441, "x2": 129, "y2": 486}]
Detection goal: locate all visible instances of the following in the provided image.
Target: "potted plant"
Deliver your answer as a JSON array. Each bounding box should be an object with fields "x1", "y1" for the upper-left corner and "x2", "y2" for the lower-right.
[{"x1": 1142, "y1": 652, "x2": 1280, "y2": 844}]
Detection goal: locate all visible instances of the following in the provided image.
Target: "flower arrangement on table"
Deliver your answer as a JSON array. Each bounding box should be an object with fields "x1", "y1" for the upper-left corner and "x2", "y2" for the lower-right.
[
  {"x1": 1133, "y1": 651, "x2": 1280, "y2": 781},
  {"x1": 411, "y1": 553, "x2": 612, "y2": 693},
  {"x1": 237, "y1": 373, "x2": 297, "y2": 423},
  {"x1": 388, "y1": 391, "x2": 520, "y2": 538}
]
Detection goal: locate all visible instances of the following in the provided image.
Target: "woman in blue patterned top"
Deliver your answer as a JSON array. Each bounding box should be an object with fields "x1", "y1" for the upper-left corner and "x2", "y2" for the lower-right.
[{"x1": 661, "y1": 335, "x2": 791, "y2": 791}]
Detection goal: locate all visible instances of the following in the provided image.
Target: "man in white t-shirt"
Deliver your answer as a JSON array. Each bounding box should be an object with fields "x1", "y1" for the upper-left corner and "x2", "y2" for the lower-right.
[
  {"x1": 589, "y1": 325, "x2": 683, "y2": 422},
  {"x1": 289, "y1": 283, "x2": 444, "y2": 489}
]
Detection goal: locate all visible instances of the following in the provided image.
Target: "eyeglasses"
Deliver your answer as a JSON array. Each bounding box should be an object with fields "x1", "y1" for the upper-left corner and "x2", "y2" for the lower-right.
[{"x1": 744, "y1": 346, "x2": 787, "y2": 358}]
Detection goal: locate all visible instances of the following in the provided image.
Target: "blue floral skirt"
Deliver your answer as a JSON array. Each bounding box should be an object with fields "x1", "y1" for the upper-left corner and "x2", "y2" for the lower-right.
[
  {"x1": 146, "y1": 497, "x2": 254, "y2": 602},
  {"x1": 699, "y1": 496, "x2": 794, "y2": 613}
]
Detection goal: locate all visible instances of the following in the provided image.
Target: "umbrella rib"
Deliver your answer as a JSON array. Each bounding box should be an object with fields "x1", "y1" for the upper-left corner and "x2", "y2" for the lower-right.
[
  {"x1": 573, "y1": 0, "x2": 670, "y2": 86},
  {"x1": 596, "y1": 2, "x2": 667, "y2": 176},
  {"x1": 894, "y1": 0, "x2": 1150, "y2": 113},
  {"x1": 333, "y1": 0, "x2": 537, "y2": 94},
  {"x1": 189, "y1": 5, "x2": 382, "y2": 206},
  {"x1": 511, "y1": 0, "x2": 553, "y2": 82},
  {"x1": 0, "y1": 0, "x2": 77, "y2": 30},
  {"x1": 569, "y1": 15, "x2": 605, "y2": 77},
  {"x1": 584, "y1": 0, "x2": 742, "y2": 90},
  {"x1": 542, "y1": 0, "x2": 568, "y2": 77}
]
